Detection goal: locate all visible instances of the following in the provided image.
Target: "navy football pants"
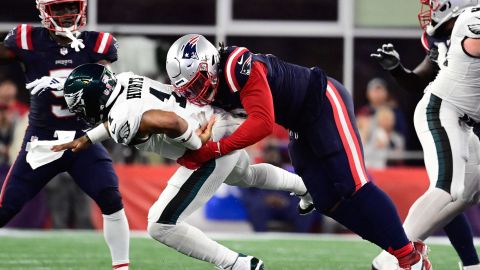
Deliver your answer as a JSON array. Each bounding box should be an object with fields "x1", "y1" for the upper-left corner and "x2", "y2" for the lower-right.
[
  {"x1": 0, "y1": 127, "x2": 122, "y2": 227},
  {"x1": 289, "y1": 78, "x2": 369, "y2": 212}
]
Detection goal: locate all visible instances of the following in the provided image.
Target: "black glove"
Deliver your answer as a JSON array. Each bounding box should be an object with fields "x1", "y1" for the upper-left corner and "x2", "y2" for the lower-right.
[{"x1": 370, "y1": 43, "x2": 400, "y2": 70}]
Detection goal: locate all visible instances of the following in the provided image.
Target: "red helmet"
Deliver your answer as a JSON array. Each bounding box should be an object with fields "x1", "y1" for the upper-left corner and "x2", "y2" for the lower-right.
[{"x1": 36, "y1": 0, "x2": 87, "y2": 35}]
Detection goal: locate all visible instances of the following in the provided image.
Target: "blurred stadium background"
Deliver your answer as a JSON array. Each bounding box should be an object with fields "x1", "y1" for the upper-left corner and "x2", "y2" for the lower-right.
[{"x1": 0, "y1": 0, "x2": 479, "y2": 269}]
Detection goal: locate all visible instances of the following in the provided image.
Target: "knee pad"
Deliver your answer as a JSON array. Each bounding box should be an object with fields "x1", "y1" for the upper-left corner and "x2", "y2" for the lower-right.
[
  {"x1": 147, "y1": 222, "x2": 177, "y2": 242},
  {"x1": 0, "y1": 207, "x2": 16, "y2": 228},
  {"x1": 95, "y1": 187, "x2": 123, "y2": 215}
]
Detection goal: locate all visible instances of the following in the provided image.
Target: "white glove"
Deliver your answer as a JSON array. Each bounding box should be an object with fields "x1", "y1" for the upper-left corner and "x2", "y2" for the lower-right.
[
  {"x1": 370, "y1": 43, "x2": 401, "y2": 70},
  {"x1": 435, "y1": 42, "x2": 448, "y2": 70},
  {"x1": 26, "y1": 76, "x2": 65, "y2": 95}
]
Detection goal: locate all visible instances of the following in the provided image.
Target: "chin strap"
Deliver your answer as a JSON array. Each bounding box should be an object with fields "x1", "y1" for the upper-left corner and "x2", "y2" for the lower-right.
[{"x1": 62, "y1": 29, "x2": 85, "y2": 52}]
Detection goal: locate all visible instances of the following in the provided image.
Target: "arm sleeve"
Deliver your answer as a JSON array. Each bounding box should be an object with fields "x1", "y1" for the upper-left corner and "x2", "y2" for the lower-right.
[
  {"x1": 219, "y1": 61, "x2": 275, "y2": 155},
  {"x1": 389, "y1": 56, "x2": 437, "y2": 93}
]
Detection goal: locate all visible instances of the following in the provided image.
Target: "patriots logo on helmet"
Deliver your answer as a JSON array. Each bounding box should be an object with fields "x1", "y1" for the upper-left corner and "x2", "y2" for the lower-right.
[
  {"x1": 468, "y1": 24, "x2": 480, "y2": 35},
  {"x1": 182, "y1": 35, "x2": 200, "y2": 60},
  {"x1": 64, "y1": 88, "x2": 85, "y2": 113}
]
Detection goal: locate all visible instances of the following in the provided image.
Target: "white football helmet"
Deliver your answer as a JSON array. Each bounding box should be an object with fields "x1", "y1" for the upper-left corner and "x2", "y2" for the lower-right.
[
  {"x1": 36, "y1": 0, "x2": 87, "y2": 36},
  {"x1": 418, "y1": 0, "x2": 480, "y2": 35},
  {"x1": 166, "y1": 34, "x2": 220, "y2": 106}
]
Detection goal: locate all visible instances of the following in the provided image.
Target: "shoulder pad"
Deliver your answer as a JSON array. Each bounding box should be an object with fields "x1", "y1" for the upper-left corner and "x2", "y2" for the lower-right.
[
  {"x1": 461, "y1": 8, "x2": 480, "y2": 38},
  {"x1": 223, "y1": 46, "x2": 253, "y2": 92},
  {"x1": 4, "y1": 24, "x2": 34, "y2": 51},
  {"x1": 83, "y1": 31, "x2": 119, "y2": 62}
]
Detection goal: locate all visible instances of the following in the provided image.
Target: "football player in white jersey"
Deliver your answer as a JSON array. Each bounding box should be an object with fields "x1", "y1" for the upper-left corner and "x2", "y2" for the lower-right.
[
  {"x1": 52, "y1": 63, "x2": 312, "y2": 270},
  {"x1": 371, "y1": 1, "x2": 480, "y2": 269}
]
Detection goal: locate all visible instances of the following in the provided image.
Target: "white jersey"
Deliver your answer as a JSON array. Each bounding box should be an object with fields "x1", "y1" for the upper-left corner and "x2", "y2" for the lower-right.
[
  {"x1": 428, "y1": 6, "x2": 480, "y2": 121},
  {"x1": 106, "y1": 72, "x2": 244, "y2": 159}
]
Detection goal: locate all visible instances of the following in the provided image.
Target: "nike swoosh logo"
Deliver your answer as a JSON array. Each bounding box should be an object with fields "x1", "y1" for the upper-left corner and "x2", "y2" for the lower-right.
[
  {"x1": 111, "y1": 124, "x2": 117, "y2": 134},
  {"x1": 237, "y1": 55, "x2": 244, "y2": 65}
]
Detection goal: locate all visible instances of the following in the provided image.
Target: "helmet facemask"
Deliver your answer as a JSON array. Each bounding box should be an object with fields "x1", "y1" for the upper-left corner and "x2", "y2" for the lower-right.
[
  {"x1": 175, "y1": 62, "x2": 218, "y2": 106},
  {"x1": 37, "y1": 0, "x2": 86, "y2": 37}
]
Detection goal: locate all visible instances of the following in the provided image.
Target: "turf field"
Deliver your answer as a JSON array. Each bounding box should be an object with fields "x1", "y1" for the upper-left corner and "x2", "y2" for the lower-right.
[{"x1": 0, "y1": 230, "x2": 469, "y2": 270}]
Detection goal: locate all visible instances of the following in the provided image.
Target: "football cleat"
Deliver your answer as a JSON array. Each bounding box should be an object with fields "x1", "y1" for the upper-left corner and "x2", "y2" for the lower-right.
[
  {"x1": 231, "y1": 254, "x2": 264, "y2": 270},
  {"x1": 399, "y1": 241, "x2": 432, "y2": 270},
  {"x1": 371, "y1": 251, "x2": 398, "y2": 270},
  {"x1": 294, "y1": 191, "x2": 315, "y2": 215}
]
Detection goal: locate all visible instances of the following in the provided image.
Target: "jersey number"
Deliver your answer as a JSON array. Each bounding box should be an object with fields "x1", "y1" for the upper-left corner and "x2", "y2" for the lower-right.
[
  {"x1": 50, "y1": 69, "x2": 75, "y2": 118},
  {"x1": 149, "y1": 87, "x2": 187, "y2": 108}
]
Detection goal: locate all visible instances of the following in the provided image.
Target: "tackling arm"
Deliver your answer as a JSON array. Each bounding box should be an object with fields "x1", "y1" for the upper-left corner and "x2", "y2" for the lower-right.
[{"x1": 389, "y1": 56, "x2": 437, "y2": 92}]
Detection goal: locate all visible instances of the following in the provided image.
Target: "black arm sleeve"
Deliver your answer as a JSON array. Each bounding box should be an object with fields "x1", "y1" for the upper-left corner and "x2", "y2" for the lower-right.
[{"x1": 389, "y1": 55, "x2": 438, "y2": 93}]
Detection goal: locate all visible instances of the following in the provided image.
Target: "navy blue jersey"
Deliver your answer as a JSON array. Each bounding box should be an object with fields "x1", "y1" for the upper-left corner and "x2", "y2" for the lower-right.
[
  {"x1": 213, "y1": 46, "x2": 327, "y2": 130},
  {"x1": 3, "y1": 24, "x2": 118, "y2": 130}
]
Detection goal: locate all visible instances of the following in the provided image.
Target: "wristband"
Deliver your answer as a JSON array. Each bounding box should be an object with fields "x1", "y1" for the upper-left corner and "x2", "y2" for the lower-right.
[
  {"x1": 86, "y1": 124, "x2": 110, "y2": 144},
  {"x1": 170, "y1": 123, "x2": 202, "y2": 150}
]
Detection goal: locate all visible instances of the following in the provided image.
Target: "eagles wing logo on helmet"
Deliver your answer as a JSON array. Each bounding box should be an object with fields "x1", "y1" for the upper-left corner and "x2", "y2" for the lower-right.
[
  {"x1": 64, "y1": 88, "x2": 84, "y2": 113},
  {"x1": 182, "y1": 35, "x2": 200, "y2": 60},
  {"x1": 468, "y1": 24, "x2": 480, "y2": 34}
]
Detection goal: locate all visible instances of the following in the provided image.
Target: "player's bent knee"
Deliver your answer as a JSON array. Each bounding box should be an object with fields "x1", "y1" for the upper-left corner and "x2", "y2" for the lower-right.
[
  {"x1": 147, "y1": 222, "x2": 176, "y2": 242},
  {"x1": 94, "y1": 187, "x2": 124, "y2": 215}
]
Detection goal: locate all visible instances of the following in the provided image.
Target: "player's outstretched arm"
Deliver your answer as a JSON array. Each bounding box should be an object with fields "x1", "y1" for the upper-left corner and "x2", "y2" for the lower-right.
[
  {"x1": 371, "y1": 43, "x2": 435, "y2": 93},
  {"x1": 51, "y1": 135, "x2": 92, "y2": 152},
  {"x1": 51, "y1": 122, "x2": 109, "y2": 152}
]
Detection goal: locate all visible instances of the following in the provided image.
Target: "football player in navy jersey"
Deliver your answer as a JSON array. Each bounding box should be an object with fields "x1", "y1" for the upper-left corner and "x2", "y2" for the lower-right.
[
  {"x1": 370, "y1": 1, "x2": 480, "y2": 269},
  {"x1": 0, "y1": 1, "x2": 129, "y2": 269},
  {"x1": 166, "y1": 34, "x2": 431, "y2": 270}
]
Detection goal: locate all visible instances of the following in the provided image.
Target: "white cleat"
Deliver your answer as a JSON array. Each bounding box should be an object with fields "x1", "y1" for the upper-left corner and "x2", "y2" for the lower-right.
[
  {"x1": 231, "y1": 254, "x2": 264, "y2": 270},
  {"x1": 371, "y1": 251, "x2": 399, "y2": 270}
]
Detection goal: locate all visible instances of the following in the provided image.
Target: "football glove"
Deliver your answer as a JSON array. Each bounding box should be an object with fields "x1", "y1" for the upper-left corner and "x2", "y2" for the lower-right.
[
  {"x1": 177, "y1": 140, "x2": 222, "y2": 170},
  {"x1": 370, "y1": 43, "x2": 400, "y2": 70},
  {"x1": 26, "y1": 76, "x2": 65, "y2": 95}
]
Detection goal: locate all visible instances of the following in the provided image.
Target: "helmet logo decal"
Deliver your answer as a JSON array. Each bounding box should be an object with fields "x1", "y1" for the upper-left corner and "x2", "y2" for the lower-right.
[
  {"x1": 64, "y1": 88, "x2": 85, "y2": 114},
  {"x1": 182, "y1": 35, "x2": 200, "y2": 60}
]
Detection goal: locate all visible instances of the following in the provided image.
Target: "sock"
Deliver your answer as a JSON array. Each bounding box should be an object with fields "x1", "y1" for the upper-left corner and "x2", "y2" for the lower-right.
[
  {"x1": 394, "y1": 242, "x2": 418, "y2": 268},
  {"x1": 243, "y1": 163, "x2": 307, "y2": 194},
  {"x1": 444, "y1": 214, "x2": 480, "y2": 266},
  {"x1": 329, "y1": 182, "x2": 410, "y2": 251},
  {"x1": 148, "y1": 222, "x2": 238, "y2": 269},
  {"x1": 103, "y1": 209, "x2": 130, "y2": 269}
]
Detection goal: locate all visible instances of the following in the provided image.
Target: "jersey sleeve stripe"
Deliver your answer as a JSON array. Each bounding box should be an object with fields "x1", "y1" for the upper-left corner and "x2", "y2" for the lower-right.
[
  {"x1": 225, "y1": 47, "x2": 247, "y2": 93},
  {"x1": 26, "y1": 25, "x2": 33, "y2": 50},
  {"x1": 94, "y1": 32, "x2": 104, "y2": 53},
  {"x1": 97, "y1": 33, "x2": 112, "y2": 54},
  {"x1": 18, "y1": 24, "x2": 33, "y2": 50},
  {"x1": 421, "y1": 32, "x2": 429, "y2": 51},
  {"x1": 103, "y1": 33, "x2": 113, "y2": 54},
  {"x1": 15, "y1": 25, "x2": 22, "y2": 48}
]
